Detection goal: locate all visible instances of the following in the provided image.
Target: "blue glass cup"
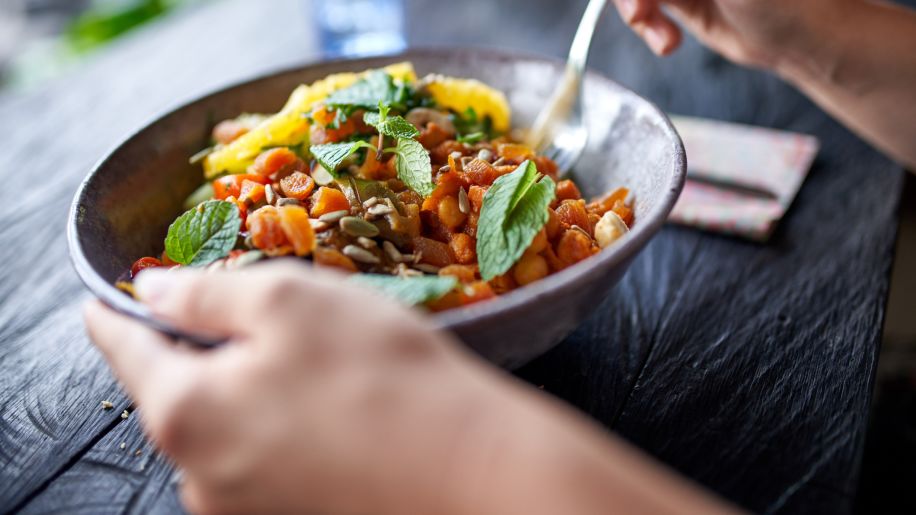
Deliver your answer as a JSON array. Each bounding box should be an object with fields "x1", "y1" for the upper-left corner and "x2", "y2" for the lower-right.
[{"x1": 313, "y1": 0, "x2": 406, "y2": 57}]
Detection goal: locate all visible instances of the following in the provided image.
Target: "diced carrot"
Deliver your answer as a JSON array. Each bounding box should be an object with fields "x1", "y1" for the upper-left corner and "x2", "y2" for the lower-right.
[
  {"x1": 532, "y1": 155, "x2": 559, "y2": 180},
  {"x1": 246, "y1": 206, "x2": 289, "y2": 253},
  {"x1": 467, "y1": 185, "x2": 487, "y2": 213},
  {"x1": 439, "y1": 264, "x2": 478, "y2": 283},
  {"x1": 251, "y1": 148, "x2": 302, "y2": 178},
  {"x1": 488, "y1": 273, "x2": 517, "y2": 294},
  {"x1": 422, "y1": 172, "x2": 464, "y2": 212},
  {"x1": 612, "y1": 199, "x2": 634, "y2": 227},
  {"x1": 279, "y1": 172, "x2": 315, "y2": 200},
  {"x1": 448, "y1": 233, "x2": 476, "y2": 264},
  {"x1": 212, "y1": 174, "x2": 267, "y2": 200},
  {"x1": 556, "y1": 229, "x2": 594, "y2": 266},
  {"x1": 309, "y1": 187, "x2": 351, "y2": 217},
  {"x1": 427, "y1": 290, "x2": 464, "y2": 312},
  {"x1": 496, "y1": 143, "x2": 535, "y2": 163},
  {"x1": 512, "y1": 253, "x2": 549, "y2": 286},
  {"x1": 313, "y1": 246, "x2": 358, "y2": 272},
  {"x1": 555, "y1": 180, "x2": 582, "y2": 202},
  {"x1": 462, "y1": 158, "x2": 502, "y2": 186},
  {"x1": 556, "y1": 199, "x2": 591, "y2": 235},
  {"x1": 413, "y1": 236, "x2": 453, "y2": 267},
  {"x1": 587, "y1": 187, "x2": 629, "y2": 215},
  {"x1": 277, "y1": 205, "x2": 315, "y2": 257},
  {"x1": 431, "y1": 141, "x2": 466, "y2": 164},
  {"x1": 545, "y1": 208, "x2": 561, "y2": 241},
  {"x1": 239, "y1": 180, "x2": 265, "y2": 205},
  {"x1": 417, "y1": 122, "x2": 451, "y2": 149},
  {"x1": 460, "y1": 281, "x2": 496, "y2": 305}
]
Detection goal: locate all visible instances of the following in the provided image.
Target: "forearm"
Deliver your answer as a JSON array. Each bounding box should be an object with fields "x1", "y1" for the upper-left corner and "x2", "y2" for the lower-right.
[
  {"x1": 451, "y1": 378, "x2": 738, "y2": 515},
  {"x1": 775, "y1": 0, "x2": 916, "y2": 170}
]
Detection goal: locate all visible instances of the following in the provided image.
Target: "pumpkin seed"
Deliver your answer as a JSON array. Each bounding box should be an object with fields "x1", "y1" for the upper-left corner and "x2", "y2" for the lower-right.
[
  {"x1": 340, "y1": 216, "x2": 380, "y2": 237},
  {"x1": 458, "y1": 187, "x2": 470, "y2": 214},
  {"x1": 265, "y1": 184, "x2": 277, "y2": 205},
  {"x1": 382, "y1": 240, "x2": 403, "y2": 262},
  {"x1": 477, "y1": 149, "x2": 493, "y2": 162},
  {"x1": 367, "y1": 204, "x2": 393, "y2": 217},
  {"x1": 309, "y1": 219, "x2": 330, "y2": 232},
  {"x1": 343, "y1": 245, "x2": 380, "y2": 264},
  {"x1": 319, "y1": 210, "x2": 349, "y2": 223},
  {"x1": 357, "y1": 236, "x2": 377, "y2": 249},
  {"x1": 277, "y1": 198, "x2": 300, "y2": 207},
  {"x1": 414, "y1": 263, "x2": 441, "y2": 274}
]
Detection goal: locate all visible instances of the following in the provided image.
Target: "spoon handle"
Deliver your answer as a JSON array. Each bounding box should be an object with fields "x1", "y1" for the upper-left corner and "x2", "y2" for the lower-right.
[{"x1": 525, "y1": 0, "x2": 608, "y2": 150}]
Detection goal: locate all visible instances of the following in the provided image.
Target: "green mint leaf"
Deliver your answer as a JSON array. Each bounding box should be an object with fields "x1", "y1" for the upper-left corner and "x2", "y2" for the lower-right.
[
  {"x1": 456, "y1": 132, "x2": 486, "y2": 145},
  {"x1": 165, "y1": 200, "x2": 241, "y2": 267},
  {"x1": 477, "y1": 160, "x2": 556, "y2": 280},
  {"x1": 325, "y1": 71, "x2": 400, "y2": 110},
  {"x1": 310, "y1": 141, "x2": 374, "y2": 175},
  {"x1": 364, "y1": 112, "x2": 421, "y2": 140},
  {"x1": 393, "y1": 138, "x2": 434, "y2": 197},
  {"x1": 348, "y1": 274, "x2": 458, "y2": 306}
]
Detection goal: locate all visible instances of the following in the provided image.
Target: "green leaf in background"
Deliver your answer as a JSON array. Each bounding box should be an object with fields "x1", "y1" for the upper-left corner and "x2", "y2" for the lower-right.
[
  {"x1": 456, "y1": 132, "x2": 486, "y2": 145},
  {"x1": 392, "y1": 138, "x2": 434, "y2": 197},
  {"x1": 325, "y1": 71, "x2": 402, "y2": 111},
  {"x1": 477, "y1": 160, "x2": 556, "y2": 281},
  {"x1": 165, "y1": 200, "x2": 241, "y2": 266},
  {"x1": 309, "y1": 141, "x2": 374, "y2": 175},
  {"x1": 66, "y1": 0, "x2": 179, "y2": 54},
  {"x1": 364, "y1": 112, "x2": 420, "y2": 140},
  {"x1": 349, "y1": 274, "x2": 458, "y2": 306}
]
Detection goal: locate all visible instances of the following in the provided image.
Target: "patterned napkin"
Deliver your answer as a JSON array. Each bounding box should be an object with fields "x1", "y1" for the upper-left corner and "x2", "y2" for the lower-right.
[{"x1": 668, "y1": 116, "x2": 819, "y2": 241}]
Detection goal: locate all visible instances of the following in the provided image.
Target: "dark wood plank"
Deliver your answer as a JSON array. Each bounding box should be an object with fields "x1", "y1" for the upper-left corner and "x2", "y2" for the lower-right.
[
  {"x1": 0, "y1": 0, "x2": 903, "y2": 513},
  {"x1": 0, "y1": 0, "x2": 313, "y2": 510}
]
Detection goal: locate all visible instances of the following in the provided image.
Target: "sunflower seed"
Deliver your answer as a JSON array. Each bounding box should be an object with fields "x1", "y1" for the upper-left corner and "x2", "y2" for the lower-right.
[
  {"x1": 309, "y1": 219, "x2": 330, "y2": 232},
  {"x1": 362, "y1": 196, "x2": 379, "y2": 209},
  {"x1": 277, "y1": 198, "x2": 300, "y2": 207},
  {"x1": 343, "y1": 245, "x2": 380, "y2": 264},
  {"x1": 492, "y1": 157, "x2": 507, "y2": 166},
  {"x1": 340, "y1": 216, "x2": 380, "y2": 237},
  {"x1": 570, "y1": 224, "x2": 592, "y2": 238},
  {"x1": 367, "y1": 204, "x2": 393, "y2": 217},
  {"x1": 414, "y1": 263, "x2": 441, "y2": 274},
  {"x1": 396, "y1": 263, "x2": 423, "y2": 277},
  {"x1": 458, "y1": 187, "x2": 470, "y2": 214},
  {"x1": 382, "y1": 240, "x2": 403, "y2": 262},
  {"x1": 477, "y1": 149, "x2": 493, "y2": 162},
  {"x1": 265, "y1": 184, "x2": 277, "y2": 205},
  {"x1": 401, "y1": 253, "x2": 418, "y2": 263},
  {"x1": 357, "y1": 237, "x2": 377, "y2": 249},
  {"x1": 319, "y1": 210, "x2": 349, "y2": 223}
]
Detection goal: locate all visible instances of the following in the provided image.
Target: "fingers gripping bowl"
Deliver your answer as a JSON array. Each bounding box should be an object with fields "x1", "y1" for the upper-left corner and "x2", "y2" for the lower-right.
[{"x1": 68, "y1": 49, "x2": 685, "y2": 368}]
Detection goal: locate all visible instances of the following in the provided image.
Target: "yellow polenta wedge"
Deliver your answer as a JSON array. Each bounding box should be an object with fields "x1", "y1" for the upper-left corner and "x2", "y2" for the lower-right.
[
  {"x1": 423, "y1": 75, "x2": 511, "y2": 133},
  {"x1": 203, "y1": 62, "x2": 417, "y2": 178}
]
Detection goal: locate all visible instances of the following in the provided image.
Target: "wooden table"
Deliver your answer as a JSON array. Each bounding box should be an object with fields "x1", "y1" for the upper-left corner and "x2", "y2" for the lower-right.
[{"x1": 0, "y1": 0, "x2": 904, "y2": 513}]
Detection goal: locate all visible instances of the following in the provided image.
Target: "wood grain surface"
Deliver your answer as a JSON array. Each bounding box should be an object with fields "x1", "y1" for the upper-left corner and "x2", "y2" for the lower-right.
[{"x1": 0, "y1": 0, "x2": 905, "y2": 513}]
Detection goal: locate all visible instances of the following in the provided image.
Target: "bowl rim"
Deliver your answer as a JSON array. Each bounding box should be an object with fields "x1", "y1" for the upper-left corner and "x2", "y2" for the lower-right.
[{"x1": 67, "y1": 46, "x2": 686, "y2": 334}]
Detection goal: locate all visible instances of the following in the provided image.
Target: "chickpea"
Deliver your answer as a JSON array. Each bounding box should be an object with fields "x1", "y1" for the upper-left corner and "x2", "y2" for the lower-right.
[
  {"x1": 545, "y1": 208, "x2": 561, "y2": 240},
  {"x1": 525, "y1": 229, "x2": 548, "y2": 256},
  {"x1": 438, "y1": 195, "x2": 467, "y2": 229},
  {"x1": 556, "y1": 229, "x2": 594, "y2": 266},
  {"x1": 513, "y1": 253, "x2": 549, "y2": 286}
]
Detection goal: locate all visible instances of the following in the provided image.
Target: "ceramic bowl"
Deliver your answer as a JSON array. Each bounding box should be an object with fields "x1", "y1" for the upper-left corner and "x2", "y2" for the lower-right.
[{"x1": 68, "y1": 48, "x2": 685, "y2": 368}]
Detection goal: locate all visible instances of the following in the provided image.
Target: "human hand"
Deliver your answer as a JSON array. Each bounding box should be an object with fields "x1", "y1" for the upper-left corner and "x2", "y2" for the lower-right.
[
  {"x1": 611, "y1": 0, "x2": 847, "y2": 70},
  {"x1": 84, "y1": 261, "x2": 530, "y2": 515}
]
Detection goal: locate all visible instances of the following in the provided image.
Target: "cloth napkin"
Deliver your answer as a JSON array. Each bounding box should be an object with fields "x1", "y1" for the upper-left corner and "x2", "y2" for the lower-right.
[{"x1": 668, "y1": 116, "x2": 819, "y2": 241}]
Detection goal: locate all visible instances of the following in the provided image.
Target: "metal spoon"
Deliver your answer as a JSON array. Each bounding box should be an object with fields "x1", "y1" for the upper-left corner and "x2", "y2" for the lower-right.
[{"x1": 525, "y1": 0, "x2": 608, "y2": 176}]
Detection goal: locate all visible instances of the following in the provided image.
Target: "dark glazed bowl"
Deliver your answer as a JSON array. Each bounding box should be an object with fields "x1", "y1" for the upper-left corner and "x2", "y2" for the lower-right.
[{"x1": 68, "y1": 48, "x2": 685, "y2": 369}]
